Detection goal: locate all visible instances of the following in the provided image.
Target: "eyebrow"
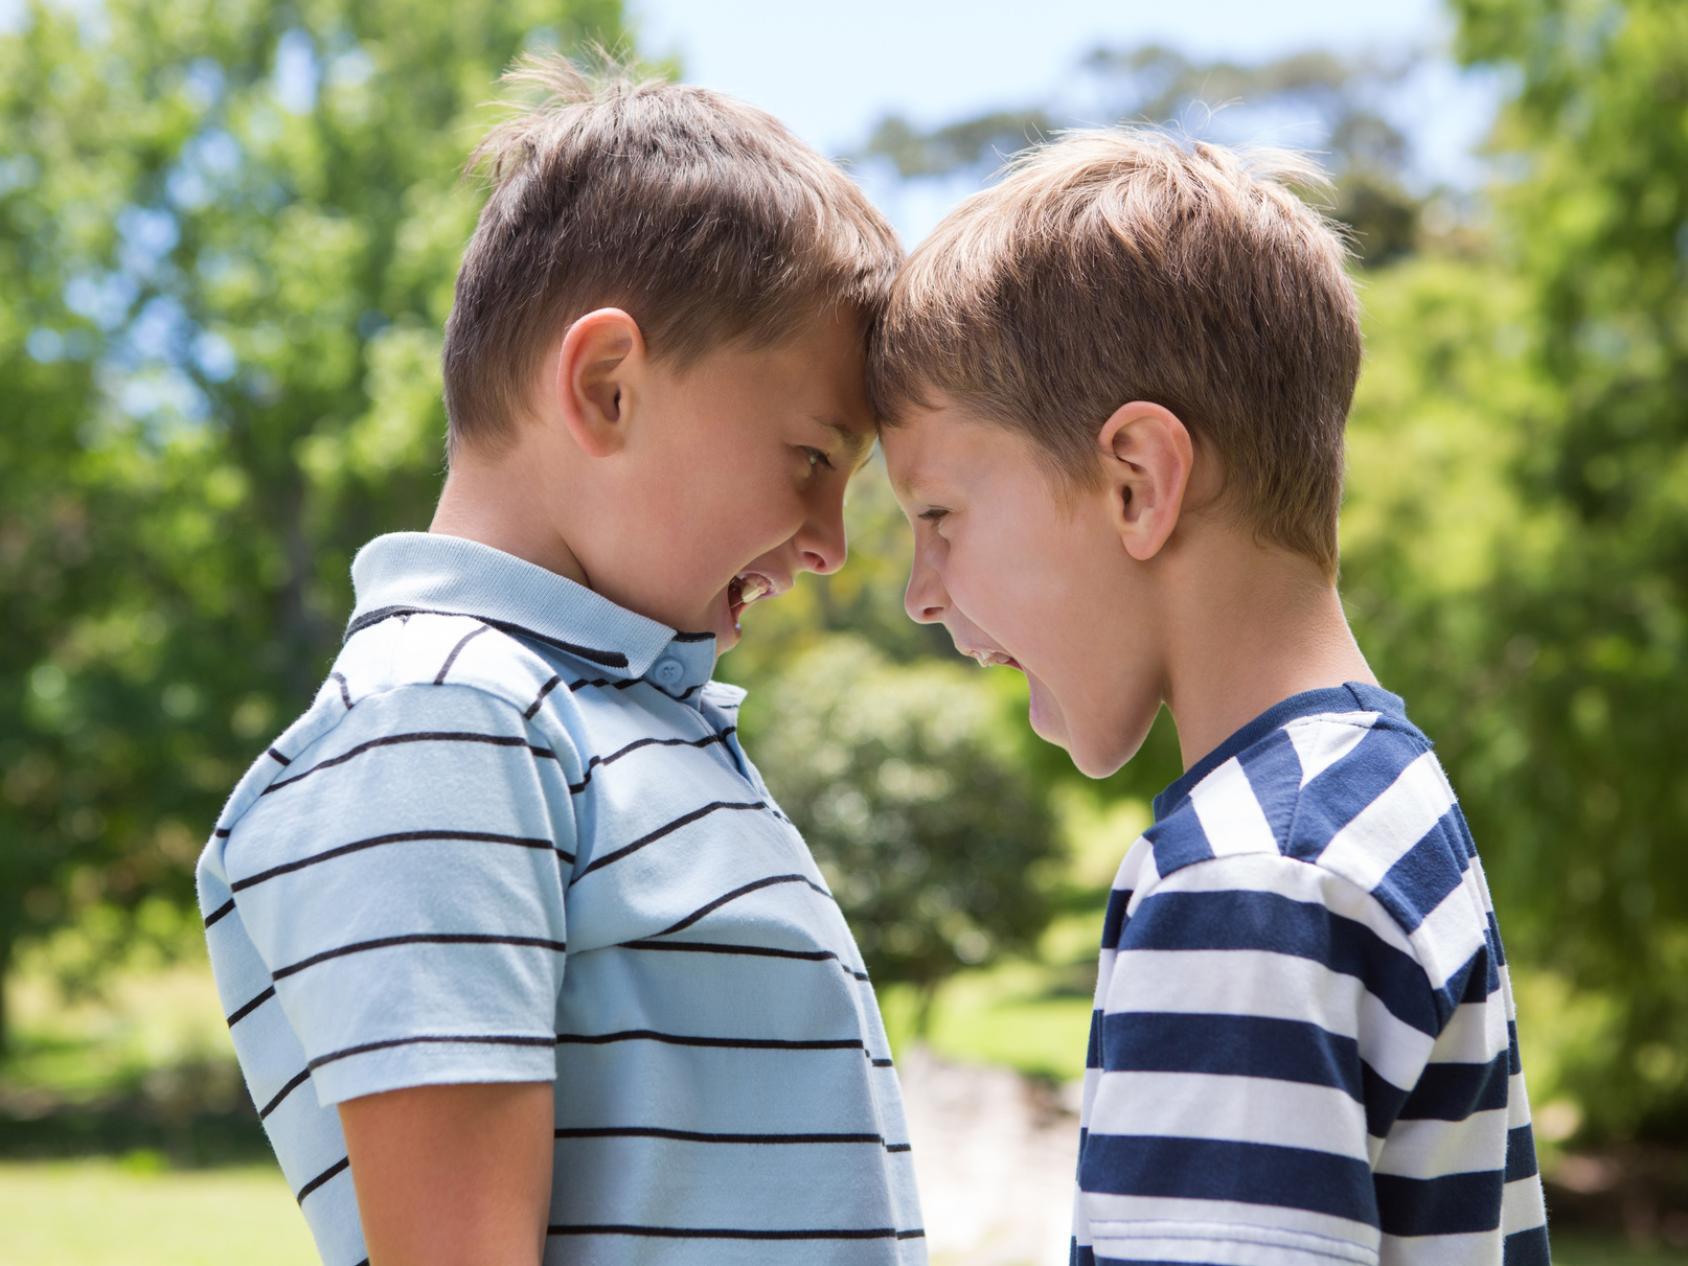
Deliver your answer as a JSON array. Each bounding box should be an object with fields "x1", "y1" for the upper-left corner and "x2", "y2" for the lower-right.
[
  {"x1": 811, "y1": 415, "x2": 877, "y2": 472},
  {"x1": 887, "y1": 466, "x2": 924, "y2": 502}
]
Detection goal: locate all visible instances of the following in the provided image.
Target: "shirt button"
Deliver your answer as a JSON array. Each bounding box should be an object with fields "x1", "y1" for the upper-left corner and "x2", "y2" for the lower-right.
[{"x1": 653, "y1": 656, "x2": 685, "y2": 687}]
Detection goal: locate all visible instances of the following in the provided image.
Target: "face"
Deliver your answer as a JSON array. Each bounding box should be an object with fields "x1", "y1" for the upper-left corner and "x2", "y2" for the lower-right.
[
  {"x1": 882, "y1": 400, "x2": 1167, "y2": 777},
  {"x1": 586, "y1": 309, "x2": 875, "y2": 652}
]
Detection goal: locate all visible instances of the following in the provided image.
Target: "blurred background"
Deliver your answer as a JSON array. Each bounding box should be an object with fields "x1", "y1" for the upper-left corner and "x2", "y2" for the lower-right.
[{"x1": 1, "y1": 0, "x2": 1684, "y2": 1262}]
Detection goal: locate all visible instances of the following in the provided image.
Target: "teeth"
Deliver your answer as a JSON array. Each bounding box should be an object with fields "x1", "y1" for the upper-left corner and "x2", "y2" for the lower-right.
[
  {"x1": 737, "y1": 574, "x2": 773, "y2": 604},
  {"x1": 970, "y1": 649, "x2": 1013, "y2": 667}
]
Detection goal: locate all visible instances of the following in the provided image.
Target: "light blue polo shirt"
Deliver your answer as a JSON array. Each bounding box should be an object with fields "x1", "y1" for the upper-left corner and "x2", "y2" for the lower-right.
[{"x1": 196, "y1": 532, "x2": 926, "y2": 1266}]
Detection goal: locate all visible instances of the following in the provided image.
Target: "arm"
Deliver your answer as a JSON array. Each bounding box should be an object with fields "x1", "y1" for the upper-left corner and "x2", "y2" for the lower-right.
[
  {"x1": 340, "y1": 1081, "x2": 554, "y2": 1266},
  {"x1": 226, "y1": 682, "x2": 576, "y2": 1258}
]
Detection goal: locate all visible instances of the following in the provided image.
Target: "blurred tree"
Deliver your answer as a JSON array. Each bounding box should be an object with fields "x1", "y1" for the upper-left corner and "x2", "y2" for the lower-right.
[
  {"x1": 0, "y1": 0, "x2": 627, "y2": 1051},
  {"x1": 742, "y1": 638, "x2": 1063, "y2": 1034},
  {"x1": 1437, "y1": 0, "x2": 1688, "y2": 1141},
  {"x1": 854, "y1": 43, "x2": 1430, "y2": 264}
]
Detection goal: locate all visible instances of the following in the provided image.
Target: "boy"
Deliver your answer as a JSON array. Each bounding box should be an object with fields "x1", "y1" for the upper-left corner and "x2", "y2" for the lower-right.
[
  {"x1": 869, "y1": 132, "x2": 1551, "y2": 1265},
  {"x1": 196, "y1": 57, "x2": 924, "y2": 1266}
]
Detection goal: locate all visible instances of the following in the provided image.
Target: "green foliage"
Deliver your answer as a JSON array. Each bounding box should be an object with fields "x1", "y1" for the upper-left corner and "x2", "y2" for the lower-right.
[
  {"x1": 0, "y1": 0, "x2": 628, "y2": 1047},
  {"x1": 852, "y1": 42, "x2": 1432, "y2": 263},
  {"x1": 741, "y1": 638, "x2": 1064, "y2": 1023},
  {"x1": 1435, "y1": 0, "x2": 1688, "y2": 1141}
]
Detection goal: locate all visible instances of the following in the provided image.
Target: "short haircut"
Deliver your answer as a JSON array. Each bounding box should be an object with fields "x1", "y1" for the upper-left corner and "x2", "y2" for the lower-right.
[
  {"x1": 868, "y1": 128, "x2": 1362, "y2": 577},
  {"x1": 443, "y1": 53, "x2": 901, "y2": 455}
]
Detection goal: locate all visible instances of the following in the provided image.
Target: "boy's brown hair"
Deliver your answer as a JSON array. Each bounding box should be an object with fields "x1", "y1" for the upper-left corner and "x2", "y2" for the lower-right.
[
  {"x1": 867, "y1": 129, "x2": 1362, "y2": 577},
  {"x1": 443, "y1": 53, "x2": 901, "y2": 455}
]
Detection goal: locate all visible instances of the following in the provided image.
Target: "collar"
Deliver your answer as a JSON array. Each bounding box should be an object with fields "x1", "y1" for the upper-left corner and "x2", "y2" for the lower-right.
[
  {"x1": 346, "y1": 532, "x2": 719, "y2": 692},
  {"x1": 1152, "y1": 681, "x2": 1410, "y2": 822}
]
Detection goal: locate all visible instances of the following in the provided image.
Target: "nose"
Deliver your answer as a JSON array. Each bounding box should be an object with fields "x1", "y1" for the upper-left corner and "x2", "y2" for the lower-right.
[
  {"x1": 797, "y1": 485, "x2": 848, "y2": 576},
  {"x1": 903, "y1": 544, "x2": 946, "y2": 624}
]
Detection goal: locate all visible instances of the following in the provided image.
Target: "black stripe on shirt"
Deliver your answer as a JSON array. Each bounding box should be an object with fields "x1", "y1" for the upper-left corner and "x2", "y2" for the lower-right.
[
  {"x1": 568, "y1": 730, "x2": 735, "y2": 794},
  {"x1": 654, "y1": 873, "x2": 832, "y2": 937},
  {"x1": 259, "y1": 1067, "x2": 312, "y2": 1119},
  {"x1": 226, "y1": 985, "x2": 275, "y2": 1027},
  {"x1": 547, "y1": 1225, "x2": 925, "y2": 1241},
  {"x1": 344, "y1": 604, "x2": 629, "y2": 668},
  {"x1": 524, "y1": 674, "x2": 563, "y2": 720},
  {"x1": 572, "y1": 800, "x2": 767, "y2": 881},
  {"x1": 272, "y1": 932, "x2": 566, "y2": 982},
  {"x1": 554, "y1": 1126, "x2": 909, "y2": 1151},
  {"x1": 621, "y1": 938, "x2": 869, "y2": 982},
  {"x1": 267, "y1": 747, "x2": 291, "y2": 766},
  {"x1": 553, "y1": 1029, "x2": 869, "y2": 1054},
  {"x1": 308, "y1": 1031, "x2": 560, "y2": 1072},
  {"x1": 229, "y1": 828, "x2": 572, "y2": 893},
  {"x1": 203, "y1": 897, "x2": 236, "y2": 928},
  {"x1": 261, "y1": 731, "x2": 559, "y2": 796},
  {"x1": 330, "y1": 671, "x2": 353, "y2": 709},
  {"x1": 434, "y1": 624, "x2": 491, "y2": 685},
  {"x1": 568, "y1": 676, "x2": 641, "y2": 693},
  {"x1": 295, "y1": 1155, "x2": 349, "y2": 1204}
]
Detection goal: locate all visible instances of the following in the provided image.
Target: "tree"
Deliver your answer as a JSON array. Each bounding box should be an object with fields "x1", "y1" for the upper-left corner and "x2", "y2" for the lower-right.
[
  {"x1": 852, "y1": 43, "x2": 1433, "y2": 264},
  {"x1": 0, "y1": 0, "x2": 628, "y2": 1051},
  {"x1": 1436, "y1": 0, "x2": 1688, "y2": 1141},
  {"x1": 743, "y1": 638, "x2": 1064, "y2": 1033}
]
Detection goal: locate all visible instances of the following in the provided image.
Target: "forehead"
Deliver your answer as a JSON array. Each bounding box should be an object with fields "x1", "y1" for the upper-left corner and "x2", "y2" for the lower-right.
[{"x1": 882, "y1": 399, "x2": 1031, "y2": 498}]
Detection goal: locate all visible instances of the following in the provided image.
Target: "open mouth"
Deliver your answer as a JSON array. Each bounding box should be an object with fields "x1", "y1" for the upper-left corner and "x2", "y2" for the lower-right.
[
  {"x1": 961, "y1": 646, "x2": 1022, "y2": 670},
  {"x1": 728, "y1": 571, "x2": 776, "y2": 630}
]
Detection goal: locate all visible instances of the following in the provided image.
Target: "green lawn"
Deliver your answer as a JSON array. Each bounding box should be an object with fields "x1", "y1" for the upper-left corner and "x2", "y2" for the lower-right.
[{"x1": 0, "y1": 1159, "x2": 317, "y2": 1266}]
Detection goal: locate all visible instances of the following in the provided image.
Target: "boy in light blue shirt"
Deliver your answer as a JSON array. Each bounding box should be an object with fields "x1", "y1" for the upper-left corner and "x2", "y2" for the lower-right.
[{"x1": 197, "y1": 56, "x2": 921, "y2": 1266}]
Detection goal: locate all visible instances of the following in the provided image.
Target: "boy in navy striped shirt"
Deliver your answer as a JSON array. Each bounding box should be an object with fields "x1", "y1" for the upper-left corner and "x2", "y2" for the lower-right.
[
  {"x1": 197, "y1": 57, "x2": 926, "y2": 1265},
  {"x1": 870, "y1": 131, "x2": 1551, "y2": 1265}
]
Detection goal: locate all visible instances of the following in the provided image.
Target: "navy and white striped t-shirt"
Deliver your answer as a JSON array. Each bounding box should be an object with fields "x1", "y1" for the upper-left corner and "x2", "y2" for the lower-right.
[
  {"x1": 1072, "y1": 682, "x2": 1550, "y2": 1266},
  {"x1": 196, "y1": 532, "x2": 925, "y2": 1266}
]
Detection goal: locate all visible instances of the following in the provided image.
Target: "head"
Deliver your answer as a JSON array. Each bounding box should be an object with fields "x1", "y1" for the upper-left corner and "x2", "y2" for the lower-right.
[
  {"x1": 870, "y1": 129, "x2": 1362, "y2": 776},
  {"x1": 441, "y1": 54, "x2": 899, "y2": 649}
]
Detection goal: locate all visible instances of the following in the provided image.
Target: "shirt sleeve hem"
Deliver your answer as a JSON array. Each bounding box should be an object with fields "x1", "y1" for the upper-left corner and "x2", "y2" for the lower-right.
[
  {"x1": 1087, "y1": 1218, "x2": 1377, "y2": 1266},
  {"x1": 309, "y1": 1038, "x2": 558, "y2": 1108}
]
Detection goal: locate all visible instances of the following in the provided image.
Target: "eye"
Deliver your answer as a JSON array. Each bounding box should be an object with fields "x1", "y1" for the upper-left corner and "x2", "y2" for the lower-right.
[
  {"x1": 918, "y1": 507, "x2": 949, "y2": 525},
  {"x1": 800, "y1": 446, "x2": 835, "y2": 474}
]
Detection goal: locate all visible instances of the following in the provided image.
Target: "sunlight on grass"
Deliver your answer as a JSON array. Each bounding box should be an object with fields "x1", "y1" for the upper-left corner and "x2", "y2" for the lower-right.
[{"x1": 0, "y1": 1159, "x2": 317, "y2": 1266}]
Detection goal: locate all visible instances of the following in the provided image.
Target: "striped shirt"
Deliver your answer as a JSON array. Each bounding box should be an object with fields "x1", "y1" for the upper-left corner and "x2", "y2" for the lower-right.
[
  {"x1": 1071, "y1": 682, "x2": 1551, "y2": 1266},
  {"x1": 196, "y1": 532, "x2": 925, "y2": 1266}
]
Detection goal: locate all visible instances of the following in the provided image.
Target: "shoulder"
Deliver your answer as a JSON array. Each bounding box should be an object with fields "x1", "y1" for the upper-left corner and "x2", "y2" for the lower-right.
[
  {"x1": 1147, "y1": 707, "x2": 1456, "y2": 897},
  {"x1": 207, "y1": 616, "x2": 577, "y2": 847},
  {"x1": 330, "y1": 610, "x2": 566, "y2": 720},
  {"x1": 1140, "y1": 707, "x2": 1486, "y2": 1019}
]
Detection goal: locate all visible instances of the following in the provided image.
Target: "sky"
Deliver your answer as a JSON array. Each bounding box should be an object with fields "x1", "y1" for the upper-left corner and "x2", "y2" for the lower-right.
[{"x1": 628, "y1": 0, "x2": 1503, "y2": 242}]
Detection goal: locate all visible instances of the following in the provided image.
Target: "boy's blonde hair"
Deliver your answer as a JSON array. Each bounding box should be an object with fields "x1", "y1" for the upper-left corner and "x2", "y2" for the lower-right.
[
  {"x1": 444, "y1": 53, "x2": 901, "y2": 454},
  {"x1": 868, "y1": 129, "x2": 1361, "y2": 577}
]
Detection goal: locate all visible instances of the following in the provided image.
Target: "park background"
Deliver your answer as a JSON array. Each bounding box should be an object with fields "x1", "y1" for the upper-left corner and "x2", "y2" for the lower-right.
[{"x1": 1, "y1": 0, "x2": 1685, "y2": 1261}]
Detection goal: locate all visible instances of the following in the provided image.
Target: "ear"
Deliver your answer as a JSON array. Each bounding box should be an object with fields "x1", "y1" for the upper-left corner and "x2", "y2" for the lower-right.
[
  {"x1": 1096, "y1": 401, "x2": 1194, "y2": 562},
  {"x1": 551, "y1": 308, "x2": 645, "y2": 458}
]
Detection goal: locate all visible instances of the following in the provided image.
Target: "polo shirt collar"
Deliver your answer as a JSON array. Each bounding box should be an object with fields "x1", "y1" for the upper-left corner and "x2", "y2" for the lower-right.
[{"x1": 346, "y1": 532, "x2": 719, "y2": 690}]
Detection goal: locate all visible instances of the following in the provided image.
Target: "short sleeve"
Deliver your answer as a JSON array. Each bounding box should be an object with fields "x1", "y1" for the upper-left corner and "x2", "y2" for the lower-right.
[
  {"x1": 1078, "y1": 852, "x2": 1438, "y2": 1265},
  {"x1": 224, "y1": 683, "x2": 575, "y2": 1107}
]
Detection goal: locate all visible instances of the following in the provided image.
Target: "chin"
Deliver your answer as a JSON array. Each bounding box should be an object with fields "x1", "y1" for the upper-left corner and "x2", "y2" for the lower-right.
[{"x1": 1062, "y1": 709, "x2": 1159, "y2": 781}]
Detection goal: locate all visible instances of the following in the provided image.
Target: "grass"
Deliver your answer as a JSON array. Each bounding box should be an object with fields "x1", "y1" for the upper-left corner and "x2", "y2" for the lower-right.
[{"x1": 0, "y1": 1159, "x2": 317, "y2": 1266}]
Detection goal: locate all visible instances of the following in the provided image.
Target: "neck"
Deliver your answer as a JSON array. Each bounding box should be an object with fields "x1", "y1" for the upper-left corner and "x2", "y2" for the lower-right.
[
  {"x1": 428, "y1": 438, "x2": 588, "y2": 585},
  {"x1": 1160, "y1": 539, "x2": 1376, "y2": 773}
]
